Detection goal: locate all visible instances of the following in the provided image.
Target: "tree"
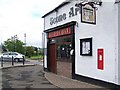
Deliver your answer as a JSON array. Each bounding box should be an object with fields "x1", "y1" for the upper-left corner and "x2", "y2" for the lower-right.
[
  {"x1": 26, "y1": 46, "x2": 34, "y2": 58},
  {"x1": 33, "y1": 47, "x2": 38, "y2": 56},
  {"x1": 4, "y1": 36, "x2": 24, "y2": 54},
  {"x1": 2, "y1": 45, "x2": 7, "y2": 52},
  {"x1": 39, "y1": 48, "x2": 43, "y2": 55},
  {"x1": 15, "y1": 39, "x2": 24, "y2": 54}
]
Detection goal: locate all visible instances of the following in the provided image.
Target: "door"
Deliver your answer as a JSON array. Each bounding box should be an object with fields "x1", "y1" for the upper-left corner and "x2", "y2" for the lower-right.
[{"x1": 48, "y1": 44, "x2": 57, "y2": 74}]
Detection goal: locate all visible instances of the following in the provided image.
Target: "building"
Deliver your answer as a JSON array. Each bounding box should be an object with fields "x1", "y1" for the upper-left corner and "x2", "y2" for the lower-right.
[{"x1": 42, "y1": 0, "x2": 120, "y2": 86}]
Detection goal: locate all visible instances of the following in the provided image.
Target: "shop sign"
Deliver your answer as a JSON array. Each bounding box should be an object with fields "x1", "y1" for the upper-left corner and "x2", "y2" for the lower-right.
[
  {"x1": 81, "y1": 4, "x2": 96, "y2": 24},
  {"x1": 48, "y1": 27, "x2": 71, "y2": 38},
  {"x1": 49, "y1": 2, "x2": 98, "y2": 25},
  {"x1": 50, "y1": 13, "x2": 66, "y2": 25},
  {"x1": 50, "y1": 5, "x2": 80, "y2": 25}
]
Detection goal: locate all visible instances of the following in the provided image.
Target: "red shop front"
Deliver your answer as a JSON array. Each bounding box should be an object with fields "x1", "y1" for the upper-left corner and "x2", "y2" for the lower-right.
[{"x1": 45, "y1": 22, "x2": 76, "y2": 78}]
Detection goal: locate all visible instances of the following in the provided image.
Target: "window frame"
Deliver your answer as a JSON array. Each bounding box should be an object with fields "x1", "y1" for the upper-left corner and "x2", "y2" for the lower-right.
[{"x1": 80, "y1": 38, "x2": 92, "y2": 56}]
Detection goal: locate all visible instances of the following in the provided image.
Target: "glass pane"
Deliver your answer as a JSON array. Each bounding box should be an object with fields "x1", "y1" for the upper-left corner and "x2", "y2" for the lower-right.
[{"x1": 57, "y1": 43, "x2": 72, "y2": 62}]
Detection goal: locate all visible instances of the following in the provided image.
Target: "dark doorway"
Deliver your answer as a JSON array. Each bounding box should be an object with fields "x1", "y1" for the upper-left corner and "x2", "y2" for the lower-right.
[
  {"x1": 48, "y1": 35, "x2": 72, "y2": 77},
  {"x1": 46, "y1": 22, "x2": 76, "y2": 78},
  {"x1": 48, "y1": 44, "x2": 57, "y2": 74},
  {"x1": 56, "y1": 36, "x2": 72, "y2": 78},
  {"x1": 56, "y1": 43, "x2": 72, "y2": 62}
]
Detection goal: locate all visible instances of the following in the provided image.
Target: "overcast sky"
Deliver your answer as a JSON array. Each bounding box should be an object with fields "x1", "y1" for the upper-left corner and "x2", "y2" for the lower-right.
[{"x1": 0, "y1": 0, "x2": 65, "y2": 48}]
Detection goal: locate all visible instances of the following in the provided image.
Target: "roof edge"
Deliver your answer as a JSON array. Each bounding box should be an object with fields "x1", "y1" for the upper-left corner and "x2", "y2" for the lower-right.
[{"x1": 42, "y1": 1, "x2": 70, "y2": 18}]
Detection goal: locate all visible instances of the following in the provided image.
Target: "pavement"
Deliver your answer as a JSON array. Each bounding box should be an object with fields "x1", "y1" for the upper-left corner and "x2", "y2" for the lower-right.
[
  {"x1": 0, "y1": 60, "x2": 110, "y2": 89},
  {"x1": 45, "y1": 72, "x2": 108, "y2": 89}
]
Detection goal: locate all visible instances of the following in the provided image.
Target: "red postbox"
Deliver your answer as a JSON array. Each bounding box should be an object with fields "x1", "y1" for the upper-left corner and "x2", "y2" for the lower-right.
[{"x1": 97, "y1": 49, "x2": 104, "y2": 70}]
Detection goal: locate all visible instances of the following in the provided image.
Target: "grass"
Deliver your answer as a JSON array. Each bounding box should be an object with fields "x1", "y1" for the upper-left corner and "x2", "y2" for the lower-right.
[{"x1": 27, "y1": 55, "x2": 43, "y2": 60}]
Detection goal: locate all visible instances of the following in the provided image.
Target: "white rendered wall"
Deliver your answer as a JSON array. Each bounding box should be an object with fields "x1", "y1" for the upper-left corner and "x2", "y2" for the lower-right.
[
  {"x1": 75, "y1": 2, "x2": 118, "y2": 84},
  {"x1": 44, "y1": 0, "x2": 79, "y2": 30},
  {"x1": 44, "y1": 1, "x2": 78, "y2": 68},
  {"x1": 44, "y1": 12, "x2": 57, "y2": 30},
  {"x1": 43, "y1": 32, "x2": 47, "y2": 68},
  {"x1": 43, "y1": 1, "x2": 118, "y2": 84},
  {"x1": 118, "y1": 2, "x2": 120, "y2": 85}
]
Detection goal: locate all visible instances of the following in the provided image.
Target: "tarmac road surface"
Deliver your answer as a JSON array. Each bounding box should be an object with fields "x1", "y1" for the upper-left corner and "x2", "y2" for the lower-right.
[{"x1": 1, "y1": 65, "x2": 61, "y2": 89}]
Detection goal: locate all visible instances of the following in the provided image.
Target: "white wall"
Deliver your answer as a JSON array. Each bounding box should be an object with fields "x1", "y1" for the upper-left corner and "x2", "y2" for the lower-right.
[
  {"x1": 44, "y1": 1, "x2": 119, "y2": 84},
  {"x1": 44, "y1": 0, "x2": 78, "y2": 68},
  {"x1": 44, "y1": 0, "x2": 79, "y2": 30},
  {"x1": 114, "y1": 2, "x2": 119, "y2": 85},
  {"x1": 43, "y1": 32, "x2": 47, "y2": 68},
  {"x1": 118, "y1": 2, "x2": 120, "y2": 85},
  {"x1": 75, "y1": 2, "x2": 118, "y2": 84},
  {"x1": 44, "y1": 12, "x2": 57, "y2": 30}
]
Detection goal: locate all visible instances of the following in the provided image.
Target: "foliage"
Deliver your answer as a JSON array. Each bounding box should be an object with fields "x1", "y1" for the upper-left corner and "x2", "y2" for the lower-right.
[
  {"x1": 33, "y1": 47, "x2": 38, "y2": 56},
  {"x1": 39, "y1": 49, "x2": 43, "y2": 56},
  {"x1": 25, "y1": 47, "x2": 43, "y2": 59},
  {"x1": 4, "y1": 36, "x2": 24, "y2": 54},
  {"x1": 29, "y1": 55, "x2": 43, "y2": 60},
  {"x1": 3, "y1": 35, "x2": 43, "y2": 58},
  {"x1": 15, "y1": 40, "x2": 24, "y2": 54},
  {"x1": 2, "y1": 45, "x2": 7, "y2": 52},
  {"x1": 26, "y1": 46, "x2": 34, "y2": 58},
  {"x1": 32, "y1": 47, "x2": 43, "y2": 56}
]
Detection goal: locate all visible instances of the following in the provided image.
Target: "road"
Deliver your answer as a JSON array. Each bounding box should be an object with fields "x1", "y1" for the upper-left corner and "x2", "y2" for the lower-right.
[
  {"x1": 0, "y1": 59, "x2": 43, "y2": 68},
  {"x1": 1, "y1": 65, "x2": 61, "y2": 89},
  {"x1": 25, "y1": 59, "x2": 43, "y2": 65}
]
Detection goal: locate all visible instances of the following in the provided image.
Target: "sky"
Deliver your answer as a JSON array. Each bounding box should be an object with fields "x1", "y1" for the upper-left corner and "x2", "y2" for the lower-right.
[{"x1": 0, "y1": 0, "x2": 65, "y2": 48}]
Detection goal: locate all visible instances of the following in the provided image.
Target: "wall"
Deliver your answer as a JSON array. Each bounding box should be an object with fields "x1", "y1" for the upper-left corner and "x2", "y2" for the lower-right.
[
  {"x1": 44, "y1": 12, "x2": 57, "y2": 30},
  {"x1": 42, "y1": 32, "x2": 47, "y2": 68},
  {"x1": 43, "y1": 0, "x2": 79, "y2": 69},
  {"x1": 75, "y1": 2, "x2": 118, "y2": 84},
  {"x1": 43, "y1": 14, "x2": 48, "y2": 69},
  {"x1": 118, "y1": 2, "x2": 120, "y2": 85},
  {"x1": 43, "y1": 1, "x2": 118, "y2": 84},
  {"x1": 44, "y1": 1, "x2": 79, "y2": 30}
]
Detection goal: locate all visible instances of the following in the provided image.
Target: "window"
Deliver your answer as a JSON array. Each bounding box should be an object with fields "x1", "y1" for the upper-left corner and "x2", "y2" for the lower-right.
[
  {"x1": 3, "y1": 53, "x2": 9, "y2": 55},
  {"x1": 80, "y1": 38, "x2": 92, "y2": 56}
]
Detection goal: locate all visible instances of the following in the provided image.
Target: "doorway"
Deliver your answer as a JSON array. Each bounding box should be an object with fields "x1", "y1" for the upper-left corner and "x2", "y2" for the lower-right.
[
  {"x1": 48, "y1": 44, "x2": 57, "y2": 74},
  {"x1": 48, "y1": 35, "x2": 72, "y2": 78},
  {"x1": 56, "y1": 43, "x2": 72, "y2": 78}
]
